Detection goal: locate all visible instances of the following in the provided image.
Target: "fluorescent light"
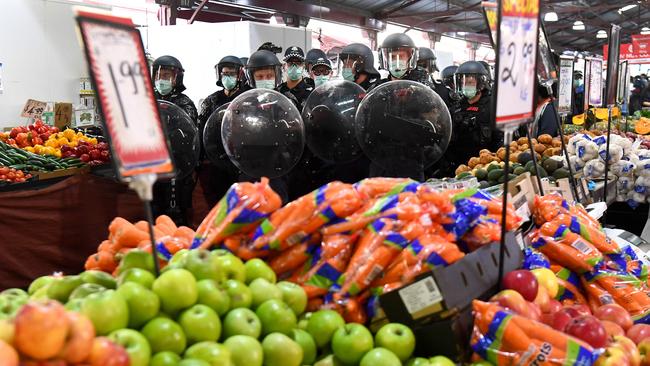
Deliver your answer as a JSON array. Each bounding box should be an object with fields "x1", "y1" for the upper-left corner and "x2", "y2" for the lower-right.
[
  {"x1": 544, "y1": 12, "x2": 558, "y2": 22},
  {"x1": 573, "y1": 20, "x2": 585, "y2": 30},
  {"x1": 619, "y1": 4, "x2": 638, "y2": 13},
  {"x1": 457, "y1": 31, "x2": 466, "y2": 36},
  {"x1": 597, "y1": 30, "x2": 607, "y2": 38}
]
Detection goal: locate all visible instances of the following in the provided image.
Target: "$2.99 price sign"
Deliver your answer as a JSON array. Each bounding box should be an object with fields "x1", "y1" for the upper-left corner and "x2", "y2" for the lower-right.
[
  {"x1": 76, "y1": 11, "x2": 174, "y2": 180},
  {"x1": 495, "y1": 0, "x2": 540, "y2": 127}
]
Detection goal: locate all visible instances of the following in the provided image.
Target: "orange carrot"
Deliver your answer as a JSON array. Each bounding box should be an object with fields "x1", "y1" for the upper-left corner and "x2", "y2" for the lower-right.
[
  {"x1": 173, "y1": 226, "x2": 195, "y2": 243},
  {"x1": 155, "y1": 222, "x2": 175, "y2": 236},
  {"x1": 109, "y1": 217, "x2": 131, "y2": 235},
  {"x1": 134, "y1": 221, "x2": 149, "y2": 232},
  {"x1": 155, "y1": 215, "x2": 177, "y2": 231},
  {"x1": 269, "y1": 242, "x2": 311, "y2": 276},
  {"x1": 113, "y1": 223, "x2": 149, "y2": 248}
]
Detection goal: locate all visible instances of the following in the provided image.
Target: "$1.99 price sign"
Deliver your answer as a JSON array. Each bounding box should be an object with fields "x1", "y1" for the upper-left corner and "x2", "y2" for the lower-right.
[
  {"x1": 495, "y1": 0, "x2": 540, "y2": 127},
  {"x1": 76, "y1": 11, "x2": 174, "y2": 180}
]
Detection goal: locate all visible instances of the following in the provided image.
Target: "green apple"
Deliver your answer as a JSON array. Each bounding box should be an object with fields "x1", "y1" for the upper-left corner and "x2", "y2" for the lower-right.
[
  {"x1": 80, "y1": 289, "x2": 129, "y2": 335},
  {"x1": 306, "y1": 309, "x2": 345, "y2": 348},
  {"x1": 115, "y1": 282, "x2": 160, "y2": 329},
  {"x1": 47, "y1": 275, "x2": 83, "y2": 302},
  {"x1": 197, "y1": 280, "x2": 230, "y2": 317},
  {"x1": 277, "y1": 281, "x2": 307, "y2": 316},
  {"x1": 224, "y1": 335, "x2": 263, "y2": 366},
  {"x1": 314, "y1": 354, "x2": 345, "y2": 366},
  {"x1": 375, "y1": 323, "x2": 416, "y2": 362},
  {"x1": 223, "y1": 280, "x2": 252, "y2": 309},
  {"x1": 0, "y1": 294, "x2": 25, "y2": 319},
  {"x1": 80, "y1": 270, "x2": 117, "y2": 289},
  {"x1": 256, "y1": 299, "x2": 297, "y2": 336},
  {"x1": 118, "y1": 268, "x2": 155, "y2": 289},
  {"x1": 213, "y1": 251, "x2": 246, "y2": 283},
  {"x1": 262, "y1": 332, "x2": 303, "y2": 366},
  {"x1": 179, "y1": 359, "x2": 210, "y2": 366},
  {"x1": 65, "y1": 298, "x2": 83, "y2": 312},
  {"x1": 292, "y1": 328, "x2": 317, "y2": 365},
  {"x1": 298, "y1": 312, "x2": 312, "y2": 330},
  {"x1": 429, "y1": 356, "x2": 456, "y2": 366},
  {"x1": 29, "y1": 284, "x2": 51, "y2": 300},
  {"x1": 360, "y1": 348, "x2": 401, "y2": 366},
  {"x1": 161, "y1": 262, "x2": 185, "y2": 273},
  {"x1": 249, "y1": 278, "x2": 282, "y2": 309},
  {"x1": 69, "y1": 283, "x2": 106, "y2": 300},
  {"x1": 150, "y1": 351, "x2": 182, "y2": 366},
  {"x1": 185, "y1": 341, "x2": 233, "y2": 366},
  {"x1": 1, "y1": 288, "x2": 27, "y2": 300},
  {"x1": 118, "y1": 249, "x2": 156, "y2": 274},
  {"x1": 108, "y1": 328, "x2": 152, "y2": 366},
  {"x1": 28, "y1": 275, "x2": 55, "y2": 295},
  {"x1": 407, "y1": 357, "x2": 432, "y2": 366},
  {"x1": 179, "y1": 304, "x2": 221, "y2": 344},
  {"x1": 222, "y1": 308, "x2": 261, "y2": 339},
  {"x1": 245, "y1": 258, "x2": 276, "y2": 284},
  {"x1": 153, "y1": 269, "x2": 198, "y2": 315},
  {"x1": 142, "y1": 317, "x2": 186, "y2": 354},
  {"x1": 331, "y1": 323, "x2": 374, "y2": 365},
  {"x1": 183, "y1": 249, "x2": 222, "y2": 281},
  {"x1": 169, "y1": 249, "x2": 190, "y2": 266}
]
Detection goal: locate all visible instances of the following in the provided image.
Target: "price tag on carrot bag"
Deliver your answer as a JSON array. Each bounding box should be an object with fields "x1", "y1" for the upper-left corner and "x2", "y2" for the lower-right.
[
  {"x1": 494, "y1": 0, "x2": 540, "y2": 127},
  {"x1": 75, "y1": 11, "x2": 174, "y2": 180}
]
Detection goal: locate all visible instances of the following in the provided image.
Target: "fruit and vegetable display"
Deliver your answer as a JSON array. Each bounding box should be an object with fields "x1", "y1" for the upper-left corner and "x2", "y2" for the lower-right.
[
  {"x1": 0, "y1": 166, "x2": 32, "y2": 185},
  {"x1": 0, "y1": 141, "x2": 86, "y2": 173}
]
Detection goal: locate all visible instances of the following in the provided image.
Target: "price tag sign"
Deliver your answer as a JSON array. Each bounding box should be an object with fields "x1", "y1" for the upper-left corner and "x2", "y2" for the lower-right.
[
  {"x1": 75, "y1": 11, "x2": 174, "y2": 180},
  {"x1": 618, "y1": 60, "x2": 629, "y2": 105},
  {"x1": 558, "y1": 56, "x2": 574, "y2": 114},
  {"x1": 588, "y1": 57, "x2": 603, "y2": 107},
  {"x1": 494, "y1": 0, "x2": 540, "y2": 127},
  {"x1": 583, "y1": 59, "x2": 591, "y2": 113},
  {"x1": 481, "y1": 1, "x2": 498, "y2": 48}
]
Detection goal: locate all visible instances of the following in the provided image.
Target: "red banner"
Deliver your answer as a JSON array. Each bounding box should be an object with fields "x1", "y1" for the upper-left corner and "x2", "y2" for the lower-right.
[
  {"x1": 632, "y1": 34, "x2": 650, "y2": 54},
  {"x1": 603, "y1": 43, "x2": 650, "y2": 64}
]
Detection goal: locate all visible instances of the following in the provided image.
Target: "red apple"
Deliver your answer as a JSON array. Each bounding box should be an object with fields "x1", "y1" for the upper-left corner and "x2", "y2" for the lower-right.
[
  {"x1": 545, "y1": 299, "x2": 562, "y2": 314},
  {"x1": 602, "y1": 320, "x2": 625, "y2": 338},
  {"x1": 628, "y1": 324, "x2": 650, "y2": 345},
  {"x1": 0, "y1": 339, "x2": 18, "y2": 366},
  {"x1": 595, "y1": 304, "x2": 633, "y2": 331},
  {"x1": 566, "y1": 315, "x2": 608, "y2": 348},
  {"x1": 639, "y1": 338, "x2": 650, "y2": 366},
  {"x1": 595, "y1": 346, "x2": 630, "y2": 366},
  {"x1": 88, "y1": 337, "x2": 130, "y2": 366},
  {"x1": 491, "y1": 290, "x2": 532, "y2": 318},
  {"x1": 14, "y1": 301, "x2": 70, "y2": 360},
  {"x1": 570, "y1": 304, "x2": 592, "y2": 316},
  {"x1": 502, "y1": 270, "x2": 539, "y2": 302},
  {"x1": 58, "y1": 312, "x2": 95, "y2": 363},
  {"x1": 611, "y1": 335, "x2": 640, "y2": 366},
  {"x1": 551, "y1": 309, "x2": 574, "y2": 332}
]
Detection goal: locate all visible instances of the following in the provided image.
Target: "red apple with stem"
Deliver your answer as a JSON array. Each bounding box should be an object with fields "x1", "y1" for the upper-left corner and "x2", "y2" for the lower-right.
[
  {"x1": 565, "y1": 315, "x2": 608, "y2": 349},
  {"x1": 501, "y1": 270, "x2": 539, "y2": 302},
  {"x1": 627, "y1": 324, "x2": 650, "y2": 345}
]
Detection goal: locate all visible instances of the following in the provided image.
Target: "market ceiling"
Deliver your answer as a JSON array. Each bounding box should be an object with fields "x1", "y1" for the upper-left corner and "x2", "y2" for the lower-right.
[{"x1": 172, "y1": 0, "x2": 650, "y2": 54}]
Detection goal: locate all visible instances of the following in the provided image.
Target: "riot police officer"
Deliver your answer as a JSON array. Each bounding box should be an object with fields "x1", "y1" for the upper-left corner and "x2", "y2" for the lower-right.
[
  {"x1": 152, "y1": 55, "x2": 198, "y2": 123},
  {"x1": 305, "y1": 48, "x2": 327, "y2": 73},
  {"x1": 198, "y1": 56, "x2": 249, "y2": 139},
  {"x1": 245, "y1": 50, "x2": 300, "y2": 107},
  {"x1": 415, "y1": 46, "x2": 439, "y2": 84},
  {"x1": 310, "y1": 57, "x2": 333, "y2": 88},
  {"x1": 442, "y1": 61, "x2": 499, "y2": 176},
  {"x1": 371, "y1": 33, "x2": 423, "y2": 91},
  {"x1": 435, "y1": 65, "x2": 461, "y2": 110},
  {"x1": 338, "y1": 43, "x2": 381, "y2": 90},
  {"x1": 277, "y1": 46, "x2": 314, "y2": 109}
]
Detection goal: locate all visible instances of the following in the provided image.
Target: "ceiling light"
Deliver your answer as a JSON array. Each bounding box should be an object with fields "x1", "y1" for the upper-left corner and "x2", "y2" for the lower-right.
[
  {"x1": 573, "y1": 20, "x2": 585, "y2": 30},
  {"x1": 544, "y1": 12, "x2": 558, "y2": 22},
  {"x1": 597, "y1": 30, "x2": 607, "y2": 38},
  {"x1": 642, "y1": 27, "x2": 650, "y2": 34},
  {"x1": 619, "y1": 4, "x2": 638, "y2": 13}
]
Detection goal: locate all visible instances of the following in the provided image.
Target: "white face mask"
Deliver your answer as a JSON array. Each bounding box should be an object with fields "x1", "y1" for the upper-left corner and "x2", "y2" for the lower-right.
[
  {"x1": 314, "y1": 75, "x2": 329, "y2": 87},
  {"x1": 155, "y1": 79, "x2": 173, "y2": 95},
  {"x1": 255, "y1": 79, "x2": 276, "y2": 90},
  {"x1": 389, "y1": 60, "x2": 408, "y2": 79}
]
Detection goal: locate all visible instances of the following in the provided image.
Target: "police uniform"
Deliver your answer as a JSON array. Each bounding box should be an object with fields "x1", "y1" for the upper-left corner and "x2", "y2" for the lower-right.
[
  {"x1": 198, "y1": 86, "x2": 249, "y2": 135},
  {"x1": 155, "y1": 92, "x2": 198, "y2": 124},
  {"x1": 276, "y1": 78, "x2": 314, "y2": 110}
]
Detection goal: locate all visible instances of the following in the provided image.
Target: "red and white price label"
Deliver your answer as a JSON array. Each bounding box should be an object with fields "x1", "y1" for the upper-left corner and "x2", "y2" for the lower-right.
[
  {"x1": 76, "y1": 11, "x2": 173, "y2": 180},
  {"x1": 494, "y1": 0, "x2": 540, "y2": 127}
]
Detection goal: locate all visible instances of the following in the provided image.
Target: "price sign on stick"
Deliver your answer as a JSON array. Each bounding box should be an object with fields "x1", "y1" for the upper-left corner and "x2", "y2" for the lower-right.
[
  {"x1": 76, "y1": 11, "x2": 174, "y2": 180},
  {"x1": 481, "y1": 1, "x2": 498, "y2": 48},
  {"x1": 558, "y1": 56, "x2": 574, "y2": 115},
  {"x1": 494, "y1": 0, "x2": 540, "y2": 128},
  {"x1": 588, "y1": 57, "x2": 603, "y2": 107},
  {"x1": 583, "y1": 59, "x2": 591, "y2": 113}
]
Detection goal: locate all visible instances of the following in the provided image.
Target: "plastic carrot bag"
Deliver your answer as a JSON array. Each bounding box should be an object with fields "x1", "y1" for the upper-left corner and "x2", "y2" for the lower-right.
[
  {"x1": 522, "y1": 248, "x2": 551, "y2": 270},
  {"x1": 530, "y1": 228, "x2": 602, "y2": 274},
  {"x1": 583, "y1": 267, "x2": 650, "y2": 321},
  {"x1": 551, "y1": 214, "x2": 618, "y2": 254},
  {"x1": 221, "y1": 235, "x2": 270, "y2": 260},
  {"x1": 460, "y1": 217, "x2": 503, "y2": 252},
  {"x1": 472, "y1": 300, "x2": 598, "y2": 365},
  {"x1": 154, "y1": 236, "x2": 192, "y2": 261},
  {"x1": 322, "y1": 192, "x2": 422, "y2": 235},
  {"x1": 455, "y1": 189, "x2": 523, "y2": 230},
  {"x1": 195, "y1": 178, "x2": 282, "y2": 249},
  {"x1": 551, "y1": 264, "x2": 586, "y2": 304},
  {"x1": 251, "y1": 182, "x2": 363, "y2": 251},
  {"x1": 532, "y1": 194, "x2": 570, "y2": 225},
  {"x1": 353, "y1": 177, "x2": 419, "y2": 199}
]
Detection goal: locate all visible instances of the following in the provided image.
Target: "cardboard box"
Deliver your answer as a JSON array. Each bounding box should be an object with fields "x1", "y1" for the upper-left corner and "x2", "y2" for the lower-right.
[
  {"x1": 378, "y1": 233, "x2": 523, "y2": 326},
  {"x1": 32, "y1": 166, "x2": 89, "y2": 181},
  {"x1": 541, "y1": 176, "x2": 590, "y2": 204},
  {"x1": 409, "y1": 307, "x2": 474, "y2": 360},
  {"x1": 507, "y1": 172, "x2": 538, "y2": 220}
]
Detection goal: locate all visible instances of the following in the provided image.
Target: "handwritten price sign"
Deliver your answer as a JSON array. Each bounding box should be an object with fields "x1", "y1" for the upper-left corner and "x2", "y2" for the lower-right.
[
  {"x1": 494, "y1": 0, "x2": 540, "y2": 127},
  {"x1": 76, "y1": 11, "x2": 173, "y2": 180},
  {"x1": 588, "y1": 57, "x2": 603, "y2": 107},
  {"x1": 557, "y1": 57, "x2": 574, "y2": 115}
]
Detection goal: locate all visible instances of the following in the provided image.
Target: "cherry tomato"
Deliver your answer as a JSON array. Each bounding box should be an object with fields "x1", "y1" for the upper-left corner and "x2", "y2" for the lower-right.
[
  {"x1": 7, "y1": 172, "x2": 15, "y2": 180},
  {"x1": 15, "y1": 171, "x2": 24, "y2": 178},
  {"x1": 0, "y1": 167, "x2": 8, "y2": 175},
  {"x1": 9, "y1": 168, "x2": 16, "y2": 173}
]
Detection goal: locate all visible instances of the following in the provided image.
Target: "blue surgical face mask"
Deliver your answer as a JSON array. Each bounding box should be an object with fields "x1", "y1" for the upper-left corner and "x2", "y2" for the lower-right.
[
  {"x1": 222, "y1": 75, "x2": 237, "y2": 90},
  {"x1": 462, "y1": 85, "x2": 478, "y2": 99},
  {"x1": 255, "y1": 79, "x2": 276, "y2": 90},
  {"x1": 314, "y1": 75, "x2": 329, "y2": 87},
  {"x1": 389, "y1": 60, "x2": 408, "y2": 79},
  {"x1": 287, "y1": 65, "x2": 303, "y2": 81},
  {"x1": 342, "y1": 67, "x2": 355, "y2": 82},
  {"x1": 155, "y1": 80, "x2": 173, "y2": 95}
]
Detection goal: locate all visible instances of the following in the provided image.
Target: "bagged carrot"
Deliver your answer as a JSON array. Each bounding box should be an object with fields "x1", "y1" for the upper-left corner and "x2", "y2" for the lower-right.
[
  {"x1": 353, "y1": 177, "x2": 419, "y2": 199},
  {"x1": 155, "y1": 236, "x2": 191, "y2": 261},
  {"x1": 532, "y1": 194, "x2": 570, "y2": 225},
  {"x1": 461, "y1": 217, "x2": 502, "y2": 252},
  {"x1": 194, "y1": 177, "x2": 282, "y2": 249},
  {"x1": 583, "y1": 268, "x2": 650, "y2": 320},
  {"x1": 471, "y1": 300, "x2": 597, "y2": 366},
  {"x1": 522, "y1": 248, "x2": 551, "y2": 270},
  {"x1": 251, "y1": 182, "x2": 363, "y2": 251},
  {"x1": 454, "y1": 188, "x2": 522, "y2": 230},
  {"x1": 530, "y1": 232, "x2": 601, "y2": 274},
  {"x1": 222, "y1": 235, "x2": 270, "y2": 260},
  {"x1": 551, "y1": 214, "x2": 619, "y2": 254},
  {"x1": 551, "y1": 265, "x2": 585, "y2": 303}
]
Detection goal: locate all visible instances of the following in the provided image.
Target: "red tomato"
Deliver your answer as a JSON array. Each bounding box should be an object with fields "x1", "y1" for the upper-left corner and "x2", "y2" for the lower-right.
[
  {"x1": 7, "y1": 172, "x2": 15, "y2": 179},
  {"x1": 15, "y1": 171, "x2": 24, "y2": 178},
  {"x1": 80, "y1": 153, "x2": 90, "y2": 162},
  {"x1": 0, "y1": 175, "x2": 6, "y2": 181},
  {"x1": 0, "y1": 167, "x2": 8, "y2": 175}
]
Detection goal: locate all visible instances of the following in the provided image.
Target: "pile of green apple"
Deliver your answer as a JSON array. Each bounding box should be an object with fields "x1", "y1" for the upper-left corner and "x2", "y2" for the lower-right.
[{"x1": 8, "y1": 248, "x2": 456, "y2": 366}]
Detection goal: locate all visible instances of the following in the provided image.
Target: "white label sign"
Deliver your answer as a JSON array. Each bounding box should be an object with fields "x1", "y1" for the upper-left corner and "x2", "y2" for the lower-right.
[
  {"x1": 588, "y1": 58, "x2": 603, "y2": 107},
  {"x1": 495, "y1": 0, "x2": 540, "y2": 126},
  {"x1": 398, "y1": 276, "x2": 443, "y2": 315},
  {"x1": 558, "y1": 57, "x2": 574, "y2": 114}
]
